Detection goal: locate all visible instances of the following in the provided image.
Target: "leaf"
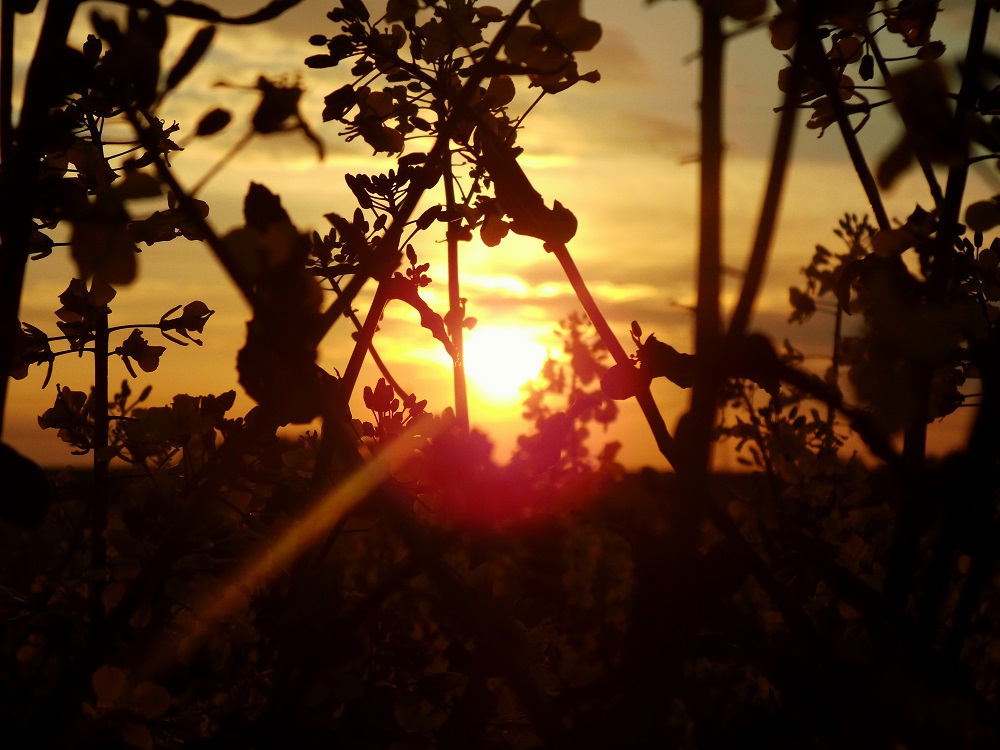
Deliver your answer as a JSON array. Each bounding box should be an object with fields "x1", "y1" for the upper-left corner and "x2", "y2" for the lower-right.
[
  {"x1": 477, "y1": 125, "x2": 576, "y2": 245},
  {"x1": 415, "y1": 204, "x2": 442, "y2": 230},
  {"x1": 71, "y1": 200, "x2": 139, "y2": 286},
  {"x1": 966, "y1": 199, "x2": 1000, "y2": 232},
  {"x1": 244, "y1": 182, "x2": 291, "y2": 232},
  {"x1": 480, "y1": 209, "x2": 509, "y2": 247},
  {"x1": 484, "y1": 75, "x2": 516, "y2": 108},
  {"x1": 165, "y1": 25, "x2": 215, "y2": 92},
  {"x1": 640, "y1": 336, "x2": 696, "y2": 388},
  {"x1": 196, "y1": 107, "x2": 231, "y2": 136},
  {"x1": 113, "y1": 167, "x2": 161, "y2": 201},
  {"x1": 238, "y1": 323, "x2": 323, "y2": 425},
  {"x1": 876, "y1": 140, "x2": 914, "y2": 190},
  {"x1": 386, "y1": 0, "x2": 420, "y2": 22},
  {"x1": 880, "y1": 61, "x2": 965, "y2": 186},
  {"x1": 601, "y1": 362, "x2": 643, "y2": 400},
  {"x1": 531, "y1": 0, "x2": 602, "y2": 53}
]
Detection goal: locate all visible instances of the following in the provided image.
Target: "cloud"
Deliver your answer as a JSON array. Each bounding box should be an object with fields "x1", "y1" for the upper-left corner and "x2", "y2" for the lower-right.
[{"x1": 579, "y1": 25, "x2": 658, "y2": 87}]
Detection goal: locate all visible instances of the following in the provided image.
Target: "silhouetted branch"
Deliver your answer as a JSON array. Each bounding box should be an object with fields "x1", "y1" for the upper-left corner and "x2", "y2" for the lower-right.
[
  {"x1": 0, "y1": 0, "x2": 79, "y2": 437},
  {"x1": 103, "y1": 0, "x2": 305, "y2": 26},
  {"x1": 802, "y1": 29, "x2": 890, "y2": 230},
  {"x1": 864, "y1": 28, "x2": 944, "y2": 210},
  {"x1": 727, "y1": 13, "x2": 808, "y2": 342}
]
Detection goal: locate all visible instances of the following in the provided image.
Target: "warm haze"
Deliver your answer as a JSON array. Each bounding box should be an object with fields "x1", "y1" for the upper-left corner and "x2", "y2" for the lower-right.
[{"x1": 6, "y1": 0, "x2": 993, "y2": 468}]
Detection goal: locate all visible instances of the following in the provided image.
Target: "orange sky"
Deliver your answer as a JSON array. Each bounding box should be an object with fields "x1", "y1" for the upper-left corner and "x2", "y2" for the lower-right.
[{"x1": 6, "y1": 0, "x2": 994, "y2": 469}]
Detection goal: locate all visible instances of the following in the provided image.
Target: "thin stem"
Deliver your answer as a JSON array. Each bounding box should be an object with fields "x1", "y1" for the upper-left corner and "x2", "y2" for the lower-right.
[
  {"x1": 865, "y1": 26, "x2": 944, "y2": 209},
  {"x1": 0, "y1": 0, "x2": 80, "y2": 438},
  {"x1": 126, "y1": 110, "x2": 257, "y2": 308},
  {"x1": 885, "y1": 0, "x2": 992, "y2": 618},
  {"x1": 441, "y1": 147, "x2": 469, "y2": 432},
  {"x1": 826, "y1": 302, "x2": 843, "y2": 429},
  {"x1": 0, "y1": 1, "x2": 14, "y2": 164},
  {"x1": 803, "y1": 32, "x2": 890, "y2": 230},
  {"x1": 939, "y1": 0, "x2": 991, "y2": 239},
  {"x1": 686, "y1": 6, "x2": 725, "y2": 477},
  {"x1": 328, "y1": 278, "x2": 409, "y2": 400},
  {"x1": 316, "y1": 0, "x2": 538, "y2": 343},
  {"x1": 189, "y1": 131, "x2": 253, "y2": 197},
  {"x1": 726, "y1": 14, "x2": 806, "y2": 343},
  {"x1": 90, "y1": 308, "x2": 110, "y2": 626},
  {"x1": 548, "y1": 242, "x2": 676, "y2": 463},
  {"x1": 341, "y1": 285, "x2": 389, "y2": 406}
]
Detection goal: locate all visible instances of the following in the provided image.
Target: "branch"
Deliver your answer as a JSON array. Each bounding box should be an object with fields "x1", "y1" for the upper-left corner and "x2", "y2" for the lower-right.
[
  {"x1": 727, "y1": 13, "x2": 807, "y2": 342},
  {"x1": 0, "y1": 0, "x2": 80, "y2": 438},
  {"x1": 864, "y1": 27, "x2": 944, "y2": 210},
  {"x1": 802, "y1": 29, "x2": 890, "y2": 230},
  {"x1": 315, "y1": 0, "x2": 539, "y2": 343},
  {"x1": 101, "y1": 0, "x2": 305, "y2": 25},
  {"x1": 126, "y1": 110, "x2": 258, "y2": 309}
]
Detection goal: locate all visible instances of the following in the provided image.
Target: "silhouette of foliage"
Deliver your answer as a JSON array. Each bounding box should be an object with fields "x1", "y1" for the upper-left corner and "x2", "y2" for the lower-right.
[{"x1": 1, "y1": 1, "x2": 999, "y2": 748}]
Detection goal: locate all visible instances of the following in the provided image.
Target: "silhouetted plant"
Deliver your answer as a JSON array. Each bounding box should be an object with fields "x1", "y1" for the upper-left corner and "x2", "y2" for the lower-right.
[{"x1": 2, "y1": 1, "x2": 1000, "y2": 748}]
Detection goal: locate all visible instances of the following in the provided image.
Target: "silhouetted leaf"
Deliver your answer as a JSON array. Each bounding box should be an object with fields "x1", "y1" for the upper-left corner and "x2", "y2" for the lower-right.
[
  {"x1": 415, "y1": 204, "x2": 442, "y2": 230},
  {"x1": 386, "y1": 0, "x2": 420, "y2": 22},
  {"x1": 165, "y1": 25, "x2": 215, "y2": 92},
  {"x1": 244, "y1": 182, "x2": 291, "y2": 232},
  {"x1": 966, "y1": 199, "x2": 1000, "y2": 232},
  {"x1": 640, "y1": 335, "x2": 696, "y2": 388},
  {"x1": 71, "y1": 199, "x2": 139, "y2": 285},
  {"x1": 601, "y1": 362, "x2": 643, "y2": 400},
  {"x1": 305, "y1": 54, "x2": 337, "y2": 68},
  {"x1": 195, "y1": 107, "x2": 231, "y2": 136},
  {"x1": 878, "y1": 61, "x2": 965, "y2": 189}
]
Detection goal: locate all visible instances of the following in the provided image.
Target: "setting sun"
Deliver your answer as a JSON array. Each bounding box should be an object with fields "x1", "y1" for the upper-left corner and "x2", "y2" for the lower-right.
[{"x1": 462, "y1": 325, "x2": 551, "y2": 404}]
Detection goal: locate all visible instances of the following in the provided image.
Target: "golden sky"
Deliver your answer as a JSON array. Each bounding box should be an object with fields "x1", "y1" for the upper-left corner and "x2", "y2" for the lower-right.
[{"x1": 7, "y1": 0, "x2": 994, "y2": 469}]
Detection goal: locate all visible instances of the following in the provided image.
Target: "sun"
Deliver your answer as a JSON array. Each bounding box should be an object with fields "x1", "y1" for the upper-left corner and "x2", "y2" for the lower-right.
[{"x1": 462, "y1": 325, "x2": 550, "y2": 404}]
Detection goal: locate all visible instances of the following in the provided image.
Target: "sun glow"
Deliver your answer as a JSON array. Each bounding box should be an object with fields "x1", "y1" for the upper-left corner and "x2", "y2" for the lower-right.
[{"x1": 462, "y1": 325, "x2": 550, "y2": 404}]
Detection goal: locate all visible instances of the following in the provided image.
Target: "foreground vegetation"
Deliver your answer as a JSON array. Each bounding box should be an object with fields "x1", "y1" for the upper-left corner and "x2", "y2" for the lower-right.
[{"x1": 1, "y1": 0, "x2": 999, "y2": 747}]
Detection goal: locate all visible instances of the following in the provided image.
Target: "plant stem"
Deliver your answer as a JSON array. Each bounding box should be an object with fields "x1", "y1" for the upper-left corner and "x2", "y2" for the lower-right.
[
  {"x1": 826, "y1": 301, "x2": 843, "y2": 429},
  {"x1": 548, "y1": 243, "x2": 676, "y2": 462},
  {"x1": 126, "y1": 110, "x2": 258, "y2": 309},
  {"x1": 865, "y1": 28, "x2": 944, "y2": 209},
  {"x1": 441, "y1": 139, "x2": 469, "y2": 432},
  {"x1": 939, "y1": 0, "x2": 991, "y2": 241},
  {"x1": 0, "y1": 1, "x2": 13, "y2": 164},
  {"x1": 90, "y1": 308, "x2": 110, "y2": 624},
  {"x1": 316, "y1": 0, "x2": 538, "y2": 344},
  {"x1": 0, "y1": 0, "x2": 79, "y2": 439},
  {"x1": 341, "y1": 285, "x2": 389, "y2": 406},
  {"x1": 329, "y1": 278, "x2": 409, "y2": 399},
  {"x1": 884, "y1": 0, "x2": 992, "y2": 618},
  {"x1": 803, "y1": 32, "x2": 890, "y2": 230},
  {"x1": 687, "y1": 6, "x2": 725, "y2": 477},
  {"x1": 727, "y1": 13, "x2": 806, "y2": 343}
]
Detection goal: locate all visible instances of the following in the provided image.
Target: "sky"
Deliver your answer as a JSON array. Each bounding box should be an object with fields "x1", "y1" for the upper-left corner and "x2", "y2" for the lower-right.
[{"x1": 6, "y1": 0, "x2": 996, "y2": 470}]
